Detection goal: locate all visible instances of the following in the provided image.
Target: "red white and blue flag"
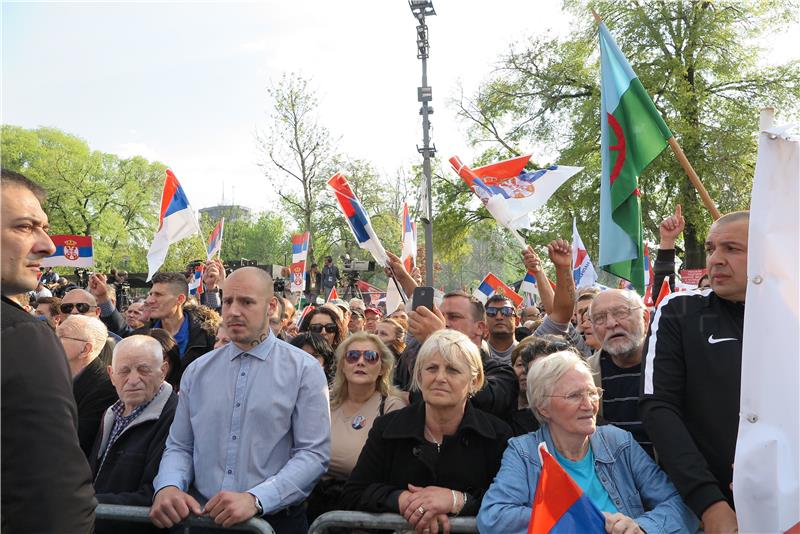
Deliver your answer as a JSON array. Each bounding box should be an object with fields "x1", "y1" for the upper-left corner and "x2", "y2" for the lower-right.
[
  {"x1": 450, "y1": 155, "x2": 582, "y2": 232},
  {"x1": 290, "y1": 232, "x2": 310, "y2": 293},
  {"x1": 473, "y1": 273, "x2": 524, "y2": 308},
  {"x1": 42, "y1": 235, "x2": 94, "y2": 268},
  {"x1": 528, "y1": 442, "x2": 605, "y2": 533},
  {"x1": 147, "y1": 169, "x2": 201, "y2": 281},
  {"x1": 206, "y1": 217, "x2": 225, "y2": 260},
  {"x1": 328, "y1": 172, "x2": 389, "y2": 266},
  {"x1": 401, "y1": 201, "x2": 417, "y2": 272},
  {"x1": 188, "y1": 264, "x2": 204, "y2": 296},
  {"x1": 572, "y1": 218, "x2": 598, "y2": 289},
  {"x1": 520, "y1": 271, "x2": 540, "y2": 306},
  {"x1": 643, "y1": 243, "x2": 655, "y2": 306}
]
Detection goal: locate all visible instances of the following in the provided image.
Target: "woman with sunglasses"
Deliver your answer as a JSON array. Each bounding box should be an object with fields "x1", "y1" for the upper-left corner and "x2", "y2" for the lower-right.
[
  {"x1": 340, "y1": 329, "x2": 511, "y2": 534},
  {"x1": 306, "y1": 332, "x2": 406, "y2": 522},
  {"x1": 478, "y1": 351, "x2": 698, "y2": 534},
  {"x1": 298, "y1": 307, "x2": 345, "y2": 350}
]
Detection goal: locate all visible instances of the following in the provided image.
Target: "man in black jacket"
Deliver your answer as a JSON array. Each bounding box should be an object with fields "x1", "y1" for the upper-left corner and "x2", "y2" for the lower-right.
[
  {"x1": 57, "y1": 314, "x2": 119, "y2": 458},
  {"x1": 1, "y1": 169, "x2": 96, "y2": 533},
  {"x1": 90, "y1": 271, "x2": 216, "y2": 374},
  {"x1": 90, "y1": 335, "x2": 178, "y2": 533},
  {"x1": 641, "y1": 211, "x2": 749, "y2": 533}
]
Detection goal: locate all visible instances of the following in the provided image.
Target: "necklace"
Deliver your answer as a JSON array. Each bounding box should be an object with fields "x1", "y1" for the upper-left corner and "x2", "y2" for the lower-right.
[{"x1": 424, "y1": 427, "x2": 441, "y2": 453}]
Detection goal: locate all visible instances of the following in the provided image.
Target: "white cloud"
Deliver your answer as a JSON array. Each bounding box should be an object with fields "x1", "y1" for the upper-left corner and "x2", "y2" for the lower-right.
[{"x1": 114, "y1": 142, "x2": 161, "y2": 162}]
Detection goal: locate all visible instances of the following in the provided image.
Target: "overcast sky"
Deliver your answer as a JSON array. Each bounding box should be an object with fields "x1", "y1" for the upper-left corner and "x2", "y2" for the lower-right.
[{"x1": 3, "y1": 1, "x2": 798, "y2": 214}]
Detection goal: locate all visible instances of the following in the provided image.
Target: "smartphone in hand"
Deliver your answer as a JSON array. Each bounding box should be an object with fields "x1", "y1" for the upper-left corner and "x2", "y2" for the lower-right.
[{"x1": 412, "y1": 286, "x2": 434, "y2": 311}]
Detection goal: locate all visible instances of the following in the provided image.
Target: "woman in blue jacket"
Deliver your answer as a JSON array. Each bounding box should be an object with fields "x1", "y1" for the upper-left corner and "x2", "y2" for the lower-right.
[{"x1": 477, "y1": 351, "x2": 698, "y2": 534}]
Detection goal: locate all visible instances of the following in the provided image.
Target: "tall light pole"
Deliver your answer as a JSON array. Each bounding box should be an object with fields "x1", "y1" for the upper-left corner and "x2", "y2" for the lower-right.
[{"x1": 409, "y1": 0, "x2": 436, "y2": 287}]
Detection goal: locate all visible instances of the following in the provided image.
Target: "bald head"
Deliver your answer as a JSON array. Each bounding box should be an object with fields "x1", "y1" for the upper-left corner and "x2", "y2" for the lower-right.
[
  {"x1": 224, "y1": 267, "x2": 273, "y2": 298},
  {"x1": 61, "y1": 288, "x2": 100, "y2": 317}
]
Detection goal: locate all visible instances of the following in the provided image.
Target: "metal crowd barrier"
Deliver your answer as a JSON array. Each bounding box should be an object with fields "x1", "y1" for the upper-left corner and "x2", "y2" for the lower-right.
[
  {"x1": 308, "y1": 511, "x2": 478, "y2": 533},
  {"x1": 96, "y1": 504, "x2": 276, "y2": 533}
]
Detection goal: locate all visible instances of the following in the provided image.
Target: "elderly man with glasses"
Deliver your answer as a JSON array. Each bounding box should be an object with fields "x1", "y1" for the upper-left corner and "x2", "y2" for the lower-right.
[
  {"x1": 57, "y1": 314, "x2": 119, "y2": 458},
  {"x1": 585, "y1": 288, "x2": 652, "y2": 458}
]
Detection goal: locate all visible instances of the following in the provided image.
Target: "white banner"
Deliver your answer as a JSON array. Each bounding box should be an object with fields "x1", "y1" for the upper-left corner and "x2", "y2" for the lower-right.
[{"x1": 734, "y1": 123, "x2": 800, "y2": 532}]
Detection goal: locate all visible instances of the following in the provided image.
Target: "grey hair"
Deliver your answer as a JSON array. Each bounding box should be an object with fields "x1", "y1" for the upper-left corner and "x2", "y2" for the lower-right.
[
  {"x1": 112, "y1": 335, "x2": 164, "y2": 368},
  {"x1": 411, "y1": 329, "x2": 484, "y2": 395},
  {"x1": 527, "y1": 351, "x2": 594, "y2": 425},
  {"x1": 59, "y1": 315, "x2": 108, "y2": 360},
  {"x1": 588, "y1": 288, "x2": 644, "y2": 318}
]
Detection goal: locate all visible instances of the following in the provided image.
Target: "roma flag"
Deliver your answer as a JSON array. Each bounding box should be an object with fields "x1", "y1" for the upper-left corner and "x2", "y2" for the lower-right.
[
  {"x1": 598, "y1": 22, "x2": 671, "y2": 295},
  {"x1": 528, "y1": 442, "x2": 605, "y2": 533}
]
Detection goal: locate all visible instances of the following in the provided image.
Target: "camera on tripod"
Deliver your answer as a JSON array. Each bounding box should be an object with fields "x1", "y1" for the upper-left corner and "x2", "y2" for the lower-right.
[{"x1": 341, "y1": 254, "x2": 375, "y2": 275}]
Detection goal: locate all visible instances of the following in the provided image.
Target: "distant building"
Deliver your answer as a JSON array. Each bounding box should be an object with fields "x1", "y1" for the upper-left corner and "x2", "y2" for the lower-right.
[{"x1": 199, "y1": 204, "x2": 252, "y2": 223}]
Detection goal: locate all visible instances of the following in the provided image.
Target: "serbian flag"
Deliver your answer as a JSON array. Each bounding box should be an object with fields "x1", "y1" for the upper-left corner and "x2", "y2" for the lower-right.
[
  {"x1": 42, "y1": 235, "x2": 94, "y2": 268},
  {"x1": 572, "y1": 219, "x2": 598, "y2": 289},
  {"x1": 290, "y1": 232, "x2": 310, "y2": 293},
  {"x1": 206, "y1": 217, "x2": 224, "y2": 260},
  {"x1": 473, "y1": 273, "x2": 523, "y2": 308},
  {"x1": 528, "y1": 442, "x2": 605, "y2": 533},
  {"x1": 327, "y1": 286, "x2": 339, "y2": 302},
  {"x1": 598, "y1": 22, "x2": 672, "y2": 296},
  {"x1": 401, "y1": 201, "x2": 417, "y2": 272},
  {"x1": 450, "y1": 155, "x2": 582, "y2": 231},
  {"x1": 328, "y1": 172, "x2": 389, "y2": 266},
  {"x1": 521, "y1": 271, "x2": 538, "y2": 295},
  {"x1": 188, "y1": 264, "x2": 204, "y2": 296},
  {"x1": 147, "y1": 169, "x2": 201, "y2": 281}
]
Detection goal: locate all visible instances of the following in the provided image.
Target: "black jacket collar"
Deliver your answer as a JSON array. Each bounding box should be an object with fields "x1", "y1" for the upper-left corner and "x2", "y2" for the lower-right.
[{"x1": 382, "y1": 399, "x2": 499, "y2": 441}]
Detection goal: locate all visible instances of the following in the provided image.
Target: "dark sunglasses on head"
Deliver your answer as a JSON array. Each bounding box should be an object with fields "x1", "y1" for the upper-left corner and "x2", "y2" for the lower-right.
[
  {"x1": 345, "y1": 349, "x2": 380, "y2": 364},
  {"x1": 309, "y1": 323, "x2": 338, "y2": 334},
  {"x1": 59, "y1": 303, "x2": 95, "y2": 314},
  {"x1": 486, "y1": 306, "x2": 515, "y2": 318}
]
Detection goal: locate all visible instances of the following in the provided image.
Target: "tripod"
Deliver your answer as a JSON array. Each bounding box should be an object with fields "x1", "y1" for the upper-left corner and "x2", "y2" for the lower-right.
[{"x1": 342, "y1": 272, "x2": 363, "y2": 301}]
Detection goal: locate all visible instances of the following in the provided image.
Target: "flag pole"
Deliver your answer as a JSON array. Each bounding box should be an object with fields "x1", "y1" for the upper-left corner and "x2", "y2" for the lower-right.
[
  {"x1": 666, "y1": 137, "x2": 721, "y2": 220},
  {"x1": 592, "y1": 8, "x2": 720, "y2": 221}
]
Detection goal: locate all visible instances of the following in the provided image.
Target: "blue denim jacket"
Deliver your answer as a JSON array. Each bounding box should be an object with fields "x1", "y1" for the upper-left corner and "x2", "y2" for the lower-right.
[{"x1": 477, "y1": 425, "x2": 698, "y2": 533}]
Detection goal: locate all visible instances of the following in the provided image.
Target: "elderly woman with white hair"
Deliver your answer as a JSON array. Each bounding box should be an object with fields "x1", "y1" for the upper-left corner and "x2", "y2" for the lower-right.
[
  {"x1": 477, "y1": 351, "x2": 698, "y2": 534},
  {"x1": 340, "y1": 329, "x2": 511, "y2": 534}
]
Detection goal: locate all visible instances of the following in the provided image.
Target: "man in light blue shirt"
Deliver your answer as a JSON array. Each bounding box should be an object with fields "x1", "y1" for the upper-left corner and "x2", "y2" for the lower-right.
[{"x1": 150, "y1": 267, "x2": 330, "y2": 533}]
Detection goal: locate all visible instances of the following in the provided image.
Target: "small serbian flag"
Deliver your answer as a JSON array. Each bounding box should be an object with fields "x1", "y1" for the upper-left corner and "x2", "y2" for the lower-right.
[
  {"x1": 327, "y1": 286, "x2": 339, "y2": 302},
  {"x1": 473, "y1": 273, "x2": 523, "y2": 307},
  {"x1": 328, "y1": 172, "x2": 389, "y2": 266},
  {"x1": 643, "y1": 243, "x2": 655, "y2": 306},
  {"x1": 290, "y1": 232, "x2": 310, "y2": 293},
  {"x1": 528, "y1": 442, "x2": 605, "y2": 533},
  {"x1": 188, "y1": 264, "x2": 204, "y2": 296},
  {"x1": 401, "y1": 201, "x2": 417, "y2": 272},
  {"x1": 42, "y1": 235, "x2": 94, "y2": 268},
  {"x1": 521, "y1": 271, "x2": 538, "y2": 295},
  {"x1": 147, "y1": 169, "x2": 201, "y2": 281},
  {"x1": 206, "y1": 217, "x2": 225, "y2": 260}
]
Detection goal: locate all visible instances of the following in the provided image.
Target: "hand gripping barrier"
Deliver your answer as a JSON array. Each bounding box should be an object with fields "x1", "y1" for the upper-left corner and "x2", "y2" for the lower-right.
[
  {"x1": 95, "y1": 504, "x2": 276, "y2": 533},
  {"x1": 308, "y1": 511, "x2": 478, "y2": 533}
]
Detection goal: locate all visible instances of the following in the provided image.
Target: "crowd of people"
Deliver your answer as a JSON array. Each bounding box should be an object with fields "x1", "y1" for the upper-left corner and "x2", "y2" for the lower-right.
[{"x1": 2, "y1": 167, "x2": 748, "y2": 534}]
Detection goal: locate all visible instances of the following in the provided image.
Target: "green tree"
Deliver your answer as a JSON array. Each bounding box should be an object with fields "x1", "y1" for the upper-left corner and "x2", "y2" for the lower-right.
[
  {"x1": 1, "y1": 125, "x2": 165, "y2": 273},
  {"x1": 451, "y1": 0, "x2": 800, "y2": 268},
  {"x1": 259, "y1": 73, "x2": 331, "y2": 265}
]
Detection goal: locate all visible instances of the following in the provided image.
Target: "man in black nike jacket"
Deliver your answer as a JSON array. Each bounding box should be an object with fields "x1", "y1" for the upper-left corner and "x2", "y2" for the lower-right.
[{"x1": 641, "y1": 211, "x2": 749, "y2": 533}]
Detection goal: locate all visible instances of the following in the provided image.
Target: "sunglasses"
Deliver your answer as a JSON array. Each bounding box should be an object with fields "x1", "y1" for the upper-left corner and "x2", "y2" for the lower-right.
[
  {"x1": 309, "y1": 323, "x2": 338, "y2": 334},
  {"x1": 486, "y1": 306, "x2": 515, "y2": 318},
  {"x1": 59, "y1": 303, "x2": 95, "y2": 314},
  {"x1": 345, "y1": 349, "x2": 380, "y2": 364}
]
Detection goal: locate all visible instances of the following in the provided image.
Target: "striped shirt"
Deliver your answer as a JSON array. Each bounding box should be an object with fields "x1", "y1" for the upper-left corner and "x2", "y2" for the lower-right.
[{"x1": 599, "y1": 354, "x2": 653, "y2": 458}]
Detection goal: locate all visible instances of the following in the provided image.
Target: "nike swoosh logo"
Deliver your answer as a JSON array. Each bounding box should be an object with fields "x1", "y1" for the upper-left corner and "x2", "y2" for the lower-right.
[{"x1": 708, "y1": 335, "x2": 738, "y2": 344}]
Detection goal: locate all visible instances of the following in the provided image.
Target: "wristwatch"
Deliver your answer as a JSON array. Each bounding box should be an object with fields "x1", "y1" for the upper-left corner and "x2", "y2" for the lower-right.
[{"x1": 252, "y1": 494, "x2": 263, "y2": 516}]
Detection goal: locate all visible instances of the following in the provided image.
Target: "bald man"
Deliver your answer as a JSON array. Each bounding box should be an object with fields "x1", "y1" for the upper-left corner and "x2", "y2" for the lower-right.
[
  {"x1": 641, "y1": 211, "x2": 749, "y2": 532},
  {"x1": 151, "y1": 267, "x2": 330, "y2": 533}
]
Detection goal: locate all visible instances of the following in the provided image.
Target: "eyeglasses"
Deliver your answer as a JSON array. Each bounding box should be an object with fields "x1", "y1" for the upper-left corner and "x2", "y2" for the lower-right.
[
  {"x1": 59, "y1": 303, "x2": 96, "y2": 314},
  {"x1": 345, "y1": 349, "x2": 380, "y2": 364},
  {"x1": 58, "y1": 335, "x2": 88, "y2": 344},
  {"x1": 486, "y1": 306, "x2": 515, "y2": 318},
  {"x1": 309, "y1": 323, "x2": 338, "y2": 334},
  {"x1": 590, "y1": 306, "x2": 640, "y2": 326},
  {"x1": 546, "y1": 388, "x2": 604, "y2": 404}
]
